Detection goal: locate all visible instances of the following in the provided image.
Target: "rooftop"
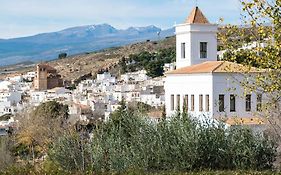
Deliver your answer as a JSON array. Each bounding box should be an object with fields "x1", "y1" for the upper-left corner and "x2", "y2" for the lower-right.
[
  {"x1": 185, "y1": 6, "x2": 210, "y2": 24},
  {"x1": 166, "y1": 61, "x2": 263, "y2": 75}
]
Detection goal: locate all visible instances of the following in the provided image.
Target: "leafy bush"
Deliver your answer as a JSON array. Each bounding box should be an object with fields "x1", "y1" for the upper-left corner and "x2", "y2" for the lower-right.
[
  {"x1": 58, "y1": 53, "x2": 67, "y2": 59},
  {"x1": 49, "y1": 109, "x2": 276, "y2": 174}
]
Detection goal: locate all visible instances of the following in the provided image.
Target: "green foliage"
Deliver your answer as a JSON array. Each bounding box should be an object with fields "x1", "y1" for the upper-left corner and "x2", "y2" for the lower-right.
[
  {"x1": 33, "y1": 101, "x2": 69, "y2": 120},
  {"x1": 48, "y1": 109, "x2": 276, "y2": 174},
  {"x1": 0, "y1": 164, "x2": 35, "y2": 175},
  {"x1": 0, "y1": 114, "x2": 12, "y2": 121},
  {"x1": 0, "y1": 137, "x2": 14, "y2": 170},
  {"x1": 11, "y1": 101, "x2": 70, "y2": 161},
  {"x1": 219, "y1": 0, "x2": 281, "y2": 142},
  {"x1": 58, "y1": 52, "x2": 67, "y2": 59},
  {"x1": 120, "y1": 47, "x2": 176, "y2": 78},
  {"x1": 48, "y1": 132, "x2": 92, "y2": 172}
]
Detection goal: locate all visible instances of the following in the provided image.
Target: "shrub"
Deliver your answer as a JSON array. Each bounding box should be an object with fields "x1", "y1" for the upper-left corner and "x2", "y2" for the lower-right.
[{"x1": 48, "y1": 110, "x2": 277, "y2": 173}]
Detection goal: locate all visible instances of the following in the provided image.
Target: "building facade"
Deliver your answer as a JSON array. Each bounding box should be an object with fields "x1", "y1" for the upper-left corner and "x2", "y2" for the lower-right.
[{"x1": 165, "y1": 7, "x2": 265, "y2": 126}]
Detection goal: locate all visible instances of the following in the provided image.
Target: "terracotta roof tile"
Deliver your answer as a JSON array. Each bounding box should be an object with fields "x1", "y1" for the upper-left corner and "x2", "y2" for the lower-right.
[
  {"x1": 166, "y1": 61, "x2": 263, "y2": 74},
  {"x1": 185, "y1": 7, "x2": 210, "y2": 24}
]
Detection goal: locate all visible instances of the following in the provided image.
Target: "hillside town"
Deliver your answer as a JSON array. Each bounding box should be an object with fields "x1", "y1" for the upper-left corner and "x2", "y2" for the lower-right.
[
  {"x1": 0, "y1": 63, "x2": 169, "y2": 135},
  {"x1": 0, "y1": 7, "x2": 268, "y2": 136},
  {"x1": 0, "y1": 0, "x2": 280, "y2": 173}
]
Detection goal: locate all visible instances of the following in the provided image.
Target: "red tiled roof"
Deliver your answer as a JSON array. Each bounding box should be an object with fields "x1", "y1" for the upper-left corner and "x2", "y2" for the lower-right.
[
  {"x1": 185, "y1": 7, "x2": 210, "y2": 24},
  {"x1": 166, "y1": 61, "x2": 262, "y2": 75}
]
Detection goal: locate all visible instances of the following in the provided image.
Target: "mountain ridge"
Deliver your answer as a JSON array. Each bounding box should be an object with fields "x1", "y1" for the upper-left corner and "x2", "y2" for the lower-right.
[{"x1": 0, "y1": 24, "x2": 174, "y2": 66}]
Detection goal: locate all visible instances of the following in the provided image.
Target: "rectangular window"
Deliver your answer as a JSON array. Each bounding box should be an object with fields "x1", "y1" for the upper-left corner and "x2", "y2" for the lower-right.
[
  {"x1": 181, "y1": 43, "x2": 186, "y2": 59},
  {"x1": 199, "y1": 95, "x2": 203, "y2": 111},
  {"x1": 246, "y1": 94, "x2": 251, "y2": 112},
  {"x1": 191, "y1": 95, "x2": 195, "y2": 111},
  {"x1": 171, "y1": 95, "x2": 174, "y2": 111},
  {"x1": 205, "y1": 95, "x2": 210, "y2": 112},
  {"x1": 177, "y1": 94, "x2": 180, "y2": 111},
  {"x1": 230, "y1": 94, "x2": 236, "y2": 112},
  {"x1": 200, "y1": 42, "x2": 207, "y2": 58},
  {"x1": 184, "y1": 95, "x2": 188, "y2": 112},
  {"x1": 219, "y1": 94, "x2": 225, "y2": 112},
  {"x1": 257, "y1": 94, "x2": 262, "y2": 111}
]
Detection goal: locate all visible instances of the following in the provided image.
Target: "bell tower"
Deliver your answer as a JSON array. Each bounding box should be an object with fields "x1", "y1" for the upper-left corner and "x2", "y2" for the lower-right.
[{"x1": 176, "y1": 7, "x2": 218, "y2": 69}]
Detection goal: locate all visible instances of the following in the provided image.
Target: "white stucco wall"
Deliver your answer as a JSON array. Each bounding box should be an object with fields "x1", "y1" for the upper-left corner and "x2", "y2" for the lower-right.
[
  {"x1": 165, "y1": 72, "x2": 260, "y2": 119},
  {"x1": 212, "y1": 73, "x2": 259, "y2": 118},
  {"x1": 165, "y1": 73, "x2": 213, "y2": 117},
  {"x1": 176, "y1": 24, "x2": 218, "y2": 69}
]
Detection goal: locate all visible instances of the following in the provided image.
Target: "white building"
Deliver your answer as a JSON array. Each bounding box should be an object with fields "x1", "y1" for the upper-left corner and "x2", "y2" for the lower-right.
[
  {"x1": 22, "y1": 71, "x2": 36, "y2": 81},
  {"x1": 121, "y1": 70, "x2": 149, "y2": 83},
  {"x1": 164, "y1": 7, "x2": 265, "y2": 127},
  {"x1": 96, "y1": 72, "x2": 116, "y2": 84},
  {"x1": 0, "y1": 81, "x2": 23, "y2": 116}
]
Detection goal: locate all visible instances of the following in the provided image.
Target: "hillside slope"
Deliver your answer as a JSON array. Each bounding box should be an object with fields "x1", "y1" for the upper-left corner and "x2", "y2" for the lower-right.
[{"x1": 0, "y1": 36, "x2": 176, "y2": 82}]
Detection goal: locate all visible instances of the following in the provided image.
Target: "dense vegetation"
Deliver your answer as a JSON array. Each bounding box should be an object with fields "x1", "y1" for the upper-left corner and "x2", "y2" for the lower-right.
[
  {"x1": 119, "y1": 47, "x2": 176, "y2": 77},
  {"x1": 0, "y1": 101, "x2": 277, "y2": 174},
  {"x1": 42, "y1": 104, "x2": 278, "y2": 173}
]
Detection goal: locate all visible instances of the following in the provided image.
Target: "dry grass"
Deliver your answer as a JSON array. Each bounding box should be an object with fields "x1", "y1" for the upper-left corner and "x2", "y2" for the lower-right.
[{"x1": 0, "y1": 37, "x2": 175, "y2": 82}]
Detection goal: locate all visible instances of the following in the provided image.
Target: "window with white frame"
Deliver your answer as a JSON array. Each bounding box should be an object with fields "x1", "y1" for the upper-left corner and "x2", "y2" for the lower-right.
[
  {"x1": 181, "y1": 43, "x2": 186, "y2": 59},
  {"x1": 200, "y1": 42, "x2": 207, "y2": 58}
]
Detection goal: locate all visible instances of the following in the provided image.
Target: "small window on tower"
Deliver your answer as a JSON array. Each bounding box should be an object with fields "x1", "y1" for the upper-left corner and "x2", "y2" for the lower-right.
[
  {"x1": 200, "y1": 42, "x2": 207, "y2": 58},
  {"x1": 181, "y1": 43, "x2": 186, "y2": 59}
]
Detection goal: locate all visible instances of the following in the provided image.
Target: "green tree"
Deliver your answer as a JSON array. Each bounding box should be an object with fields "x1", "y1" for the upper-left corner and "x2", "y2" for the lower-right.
[
  {"x1": 58, "y1": 53, "x2": 67, "y2": 59},
  {"x1": 14, "y1": 101, "x2": 69, "y2": 161},
  {"x1": 219, "y1": 0, "x2": 281, "y2": 140}
]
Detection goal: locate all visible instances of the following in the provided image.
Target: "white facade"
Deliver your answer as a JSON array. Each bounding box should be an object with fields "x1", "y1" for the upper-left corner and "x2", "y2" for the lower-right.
[
  {"x1": 176, "y1": 24, "x2": 218, "y2": 69},
  {"x1": 121, "y1": 70, "x2": 149, "y2": 83},
  {"x1": 165, "y1": 7, "x2": 265, "y2": 127},
  {"x1": 96, "y1": 72, "x2": 116, "y2": 83},
  {"x1": 165, "y1": 73, "x2": 260, "y2": 118}
]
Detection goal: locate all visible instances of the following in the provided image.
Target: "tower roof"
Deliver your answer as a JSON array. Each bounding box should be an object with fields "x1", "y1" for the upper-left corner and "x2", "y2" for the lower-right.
[{"x1": 185, "y1": 6, "x2": 210, "y2": 24}]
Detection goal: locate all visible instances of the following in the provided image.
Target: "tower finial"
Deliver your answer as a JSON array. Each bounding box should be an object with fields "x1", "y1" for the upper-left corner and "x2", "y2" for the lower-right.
[{"x1": 195, "y1": 0, "x2": 198, "y2": 7}]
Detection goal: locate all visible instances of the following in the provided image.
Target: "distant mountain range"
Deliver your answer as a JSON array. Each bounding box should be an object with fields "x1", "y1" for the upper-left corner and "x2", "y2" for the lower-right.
[{"x1": 0, "y1": 24, "x2": 174, "y2": 66}]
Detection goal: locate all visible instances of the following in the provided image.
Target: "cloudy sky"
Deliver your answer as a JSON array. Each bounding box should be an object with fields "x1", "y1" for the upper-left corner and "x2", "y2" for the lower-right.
[{"x1": 0, "y1": 0, "x2": 242, "y2": 39}]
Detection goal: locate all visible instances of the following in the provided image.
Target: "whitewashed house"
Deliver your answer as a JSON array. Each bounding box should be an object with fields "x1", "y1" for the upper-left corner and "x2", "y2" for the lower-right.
[
  {"x1": 30, "y1": 91, "x2": 47, "y2": 106},
  {"x1": 164, "y1": 7, "x2": 265, "y2": 127},
  {"x1": 0, "y1": 81, "x2": 22, "y2": 116},
  {"x1": 96, "y1": 72, "x2": 116, "y2": 84},
  {"x1": 121, "y1": 70, "x2": 149, "y2": 83},
  {"x1": 22, "y1": 71, "x2": 36, "y2": 81}
]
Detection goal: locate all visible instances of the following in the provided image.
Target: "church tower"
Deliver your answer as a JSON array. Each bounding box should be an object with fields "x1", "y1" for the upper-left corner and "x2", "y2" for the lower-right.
[{"x1": 176, "y1": 7, "x2": 218, "y2": 69}]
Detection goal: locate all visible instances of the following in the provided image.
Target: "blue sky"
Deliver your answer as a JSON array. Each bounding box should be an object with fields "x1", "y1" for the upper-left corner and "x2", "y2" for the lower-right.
[{"x1": 0, "y1": 0, "x2": 242, "y2": 39}]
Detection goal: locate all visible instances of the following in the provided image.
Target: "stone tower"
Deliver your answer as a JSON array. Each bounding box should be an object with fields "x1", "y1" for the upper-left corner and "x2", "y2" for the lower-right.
[
  {"x1": 35, "y1": 64, "x2": 48, "y2": 90},
  {"x1": 176, "y1": 7, "x2": 218, "y2": 69},
  {"x1": 33, "y1": 64, "x2": 63, "y2": 91}
]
